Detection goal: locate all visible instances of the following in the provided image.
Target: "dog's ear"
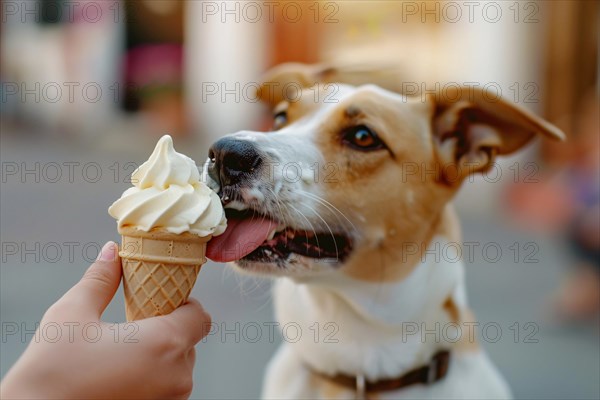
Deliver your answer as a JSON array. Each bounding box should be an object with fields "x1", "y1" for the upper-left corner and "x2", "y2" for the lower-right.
[
  {"x1": 430, "y1": 87, "x2": 565, "y2": 184},
  {"x1": 256, "y1": 62, "x2": 404, "y2": 107},
  {"x1": 256, "y1": 63, "x2": 338, "y2": 107}
]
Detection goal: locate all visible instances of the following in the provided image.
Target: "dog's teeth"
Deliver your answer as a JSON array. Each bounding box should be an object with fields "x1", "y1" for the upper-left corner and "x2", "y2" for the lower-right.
[
  {"x1": 267, "y1": 229, "x2": 277, "y2": 241},
  {"x1": 225, "y1": 200, "x2": 248, "y2": 210},
  {"x1": 276, "y1": 224, "x2": 286, "y2": 232}
]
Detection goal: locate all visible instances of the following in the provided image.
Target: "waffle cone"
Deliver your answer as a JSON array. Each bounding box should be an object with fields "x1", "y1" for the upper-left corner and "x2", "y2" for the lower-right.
[{"x1": 118, "y1": 227, "x2": 211, "y2": 321}]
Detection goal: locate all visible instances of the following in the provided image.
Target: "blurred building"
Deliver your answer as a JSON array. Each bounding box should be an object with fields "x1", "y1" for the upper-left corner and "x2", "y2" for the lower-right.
[{"x1": 2, "y1": 1, "x2": 597, "y2": 143}]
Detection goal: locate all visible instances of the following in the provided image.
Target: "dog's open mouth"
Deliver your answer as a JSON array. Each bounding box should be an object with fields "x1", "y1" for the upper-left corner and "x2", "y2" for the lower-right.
[{"x1": 206, "y1": 209, "x2": 353, "y2": 264}]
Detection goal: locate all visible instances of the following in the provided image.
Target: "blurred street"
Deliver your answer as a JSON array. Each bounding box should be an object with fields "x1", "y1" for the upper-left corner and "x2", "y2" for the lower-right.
[{"x1": 1, "y1": 131, "x2": 598, "y2": 399}]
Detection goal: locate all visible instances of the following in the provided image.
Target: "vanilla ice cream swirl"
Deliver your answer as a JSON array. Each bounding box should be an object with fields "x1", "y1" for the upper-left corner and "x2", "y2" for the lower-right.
[{"x1": 108, "y1": 135, "x2": 226, "y2": 236}]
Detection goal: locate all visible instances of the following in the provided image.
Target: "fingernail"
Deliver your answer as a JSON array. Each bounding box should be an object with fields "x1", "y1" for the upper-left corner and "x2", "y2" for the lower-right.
[{"x1": 97, "y1": 241, "x2": 116, "y2": 261}]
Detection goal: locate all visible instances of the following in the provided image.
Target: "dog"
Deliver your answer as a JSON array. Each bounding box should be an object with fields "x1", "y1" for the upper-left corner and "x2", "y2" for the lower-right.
[{"x1": 204, "y1": 63, "x2": 565, "y2": 399}]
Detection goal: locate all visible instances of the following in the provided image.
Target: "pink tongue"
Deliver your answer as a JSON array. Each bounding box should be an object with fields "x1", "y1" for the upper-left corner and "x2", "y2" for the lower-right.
[{"x1": 206, "y1": 216, "x2": 277, "y2": 262}]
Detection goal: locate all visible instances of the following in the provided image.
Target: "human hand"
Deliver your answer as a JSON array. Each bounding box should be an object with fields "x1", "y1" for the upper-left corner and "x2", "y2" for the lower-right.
[{"x1": 0, "y1": 242, "x2": 211, "y2": 399}]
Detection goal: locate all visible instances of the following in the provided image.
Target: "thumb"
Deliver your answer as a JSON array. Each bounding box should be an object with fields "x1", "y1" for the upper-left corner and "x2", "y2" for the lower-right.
[
  {"x1": 62, "y1": 241, "x2": 122, "y2": 318},
  {"x1": 159, "y1": 298, "x2": 212, "y2": 347}
]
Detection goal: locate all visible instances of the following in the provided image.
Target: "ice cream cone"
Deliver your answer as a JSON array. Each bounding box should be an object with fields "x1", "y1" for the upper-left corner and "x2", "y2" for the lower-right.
[
  {"x1": 108, "y1": 136, "x2": 226, "y2": 320},
  {"x1": 119, "y1": 227, "x2": 211, "y2": 321}
]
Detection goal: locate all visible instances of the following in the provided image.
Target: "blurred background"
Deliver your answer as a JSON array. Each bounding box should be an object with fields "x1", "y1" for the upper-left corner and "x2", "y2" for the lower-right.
[{"x1": 1, "y1": 1, "x2": 598, "y2": 398}]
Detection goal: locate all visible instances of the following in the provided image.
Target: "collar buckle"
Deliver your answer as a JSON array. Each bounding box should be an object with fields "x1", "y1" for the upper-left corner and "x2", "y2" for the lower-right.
[
  {"x1": 355, "y1": 374, "x2": 366, "y2": 399},
  {"x1": 427, "y1": 356, "x2": 439, "y2": 384}
]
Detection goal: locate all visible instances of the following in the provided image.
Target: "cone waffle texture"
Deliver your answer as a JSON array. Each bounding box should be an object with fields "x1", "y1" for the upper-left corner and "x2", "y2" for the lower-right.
[{"x1": 119, "y1": 227, "x2": 211, "y2": 321}]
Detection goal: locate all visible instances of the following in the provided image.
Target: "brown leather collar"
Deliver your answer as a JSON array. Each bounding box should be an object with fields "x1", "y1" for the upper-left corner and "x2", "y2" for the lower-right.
[{"x1": 311, "y1": 350, "x2": 451, "y2": 397}]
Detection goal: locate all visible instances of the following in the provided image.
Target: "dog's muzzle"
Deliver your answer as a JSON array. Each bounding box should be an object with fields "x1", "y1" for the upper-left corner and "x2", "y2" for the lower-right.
[
  {"x1": 208, "y1": 137, "x2": 262, "y2": 203},
  {"x1": 205, "y1": 136, "x2": 354, "y2": 265}
]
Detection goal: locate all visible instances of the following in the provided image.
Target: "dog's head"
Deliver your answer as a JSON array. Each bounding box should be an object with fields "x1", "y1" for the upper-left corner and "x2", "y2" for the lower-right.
[{"x1": 205, "y1": 63, "x2": 564, "y2": 281}]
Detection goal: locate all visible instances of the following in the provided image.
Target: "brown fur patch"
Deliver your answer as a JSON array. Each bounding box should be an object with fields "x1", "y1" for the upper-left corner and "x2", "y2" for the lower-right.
[
  {"x1": 443, "y1": 297, "x2": 480, "y2": 352},
  {"x1": 455, "y1": 308, "x2": 480, "y2": 353},
  {"x1": 313, "y1": 372, "x2": 355, "y2": 398},
  {"x1": 443, "y1": 297, "x2": 461, "y2": 323}
]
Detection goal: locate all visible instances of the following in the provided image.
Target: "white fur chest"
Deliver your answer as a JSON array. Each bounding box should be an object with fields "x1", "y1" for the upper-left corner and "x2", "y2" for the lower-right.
[{"x1": 271, "y1": 237, "x2": 467, "y2": 381}]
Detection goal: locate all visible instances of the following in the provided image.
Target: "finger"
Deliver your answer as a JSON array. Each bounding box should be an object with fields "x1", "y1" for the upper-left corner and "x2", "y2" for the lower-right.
[
  {"x1": 159, "y1": 298, "x2": 212, "y2": 347},
  {"x1": 61, "y1": 241, "x2": 122, "y2": 317},
  {"x1": 186, "y1": 347, "x2": 196, "y2": 370}
]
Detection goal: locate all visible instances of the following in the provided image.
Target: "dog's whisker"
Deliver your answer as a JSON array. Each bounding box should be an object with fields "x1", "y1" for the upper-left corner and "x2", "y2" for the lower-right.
[
  {"x1": 231, "y1": 267, "x2": 250, "y2": 296},
  {"x1": 236, "y1": 271, "x2": 267, "y2": 299},
  {"x1": 223, "y1": 254, "x2": 266, "y2": 299},
  {"x1": 288, "y1": 202, "x2": 340, "y2": 262},
  {"x1": 296, "y1": 190, "x2": 358, "y2": 236},
  {"x1": 294, "y1": 191, "x2": 343, "y2": 230},
  {"x1": 286, "y1": 203, "x2": 322, "y2": 251},
  {"x1": 267, "y1": 187, "x2": 290, "y2": 232},
  {"x1": 276, "y1": 198, "x2": 328, "y2": 268}
]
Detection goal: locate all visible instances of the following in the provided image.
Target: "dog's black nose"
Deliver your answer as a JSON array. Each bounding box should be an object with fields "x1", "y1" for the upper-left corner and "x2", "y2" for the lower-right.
[{"x1": 208, "y1": 137, "x2": 262, "y2": 189}]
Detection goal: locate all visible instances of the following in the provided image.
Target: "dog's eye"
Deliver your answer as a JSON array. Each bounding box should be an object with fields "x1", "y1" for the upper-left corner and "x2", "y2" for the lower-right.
[
  {"x1": 273, "y1": 111, "x2": 288, "y2": 130},
  {"x1": 342, "y1": 125, "x2": 384, "y2": 150}
]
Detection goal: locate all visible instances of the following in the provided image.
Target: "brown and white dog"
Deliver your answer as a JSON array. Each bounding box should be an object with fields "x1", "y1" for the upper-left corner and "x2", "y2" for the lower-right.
[{"x1": 204, "y1": 64, "x2": 565, "y2": 399}]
